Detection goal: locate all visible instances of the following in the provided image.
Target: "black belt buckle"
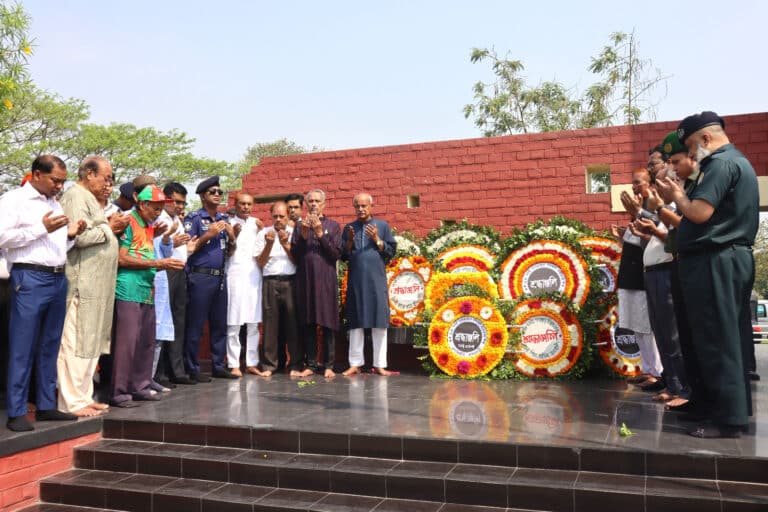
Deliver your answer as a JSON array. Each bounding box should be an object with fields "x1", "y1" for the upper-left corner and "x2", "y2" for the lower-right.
[
  {"x1": 192, "y1": 266, "x2": 223, "y2": 276},
  {"x1": 14, "y1": 262, "x2": 65, "y2": 274}
]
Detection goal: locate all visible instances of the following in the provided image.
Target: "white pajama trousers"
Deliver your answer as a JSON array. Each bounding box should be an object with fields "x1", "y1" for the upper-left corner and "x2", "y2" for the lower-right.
[
  {"x1": 227, "y1": 324, "x2": 260, "y2": 368},
  {"x1": 348, "y1": 328, "x2": 387, "y2": 369}
]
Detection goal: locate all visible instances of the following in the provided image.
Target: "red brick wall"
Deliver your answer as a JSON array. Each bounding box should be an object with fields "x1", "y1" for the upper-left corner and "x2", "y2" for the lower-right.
[
  {"x1": 240, "y1": 113, "x2": 768, "y2": 236},
  {"x1": 0, "y1": 432, "x2": 102, "y2": 511}
]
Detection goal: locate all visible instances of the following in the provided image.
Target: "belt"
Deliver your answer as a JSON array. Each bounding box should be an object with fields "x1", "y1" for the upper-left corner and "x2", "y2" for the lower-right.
[
  {"x1": 191, "y1": 266, "x2": 224, "y2": 276},
  {"x1": 263, "y1": 274, "x2": 294, "y2": 281},
  {"x1": 13, "y1": 262, "x2": 66, "y2": 274},
  {"x1": 644, "y1": 261, "x2": 674, "y2": 273}
]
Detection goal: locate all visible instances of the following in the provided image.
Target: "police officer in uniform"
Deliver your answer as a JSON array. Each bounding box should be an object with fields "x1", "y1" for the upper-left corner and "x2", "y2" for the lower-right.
[
  {"x1": 183, "y1": 176, "x2": 238, "y2": 381},
  {"x1": 656, "y1": 112, "x2": 758, "y2": 438}
]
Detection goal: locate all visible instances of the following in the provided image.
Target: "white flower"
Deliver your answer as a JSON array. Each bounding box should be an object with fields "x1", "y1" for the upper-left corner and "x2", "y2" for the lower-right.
[
  {"x1": 442, "y1": 309, "x2": 455, "y2": 322},
  {"x1": 480, "y1": 307, "x2": 493, "y2": 320},
  {"x1": 404, "y1": 310, "x2": 417, "y2": 320},
  {"x1": 400, "y1": 258, "x2": 413, "y2": 270},
  {"x1": 418, "y1": 267, "x2": 431, "y2": 282}
]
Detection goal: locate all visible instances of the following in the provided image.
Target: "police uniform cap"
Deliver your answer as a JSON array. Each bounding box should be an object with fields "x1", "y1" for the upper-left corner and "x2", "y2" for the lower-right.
[
  {"x1": 677, "y1": 111, "x2": 725, "y2": 143},
  {"x1": 118, "y1": 182, "x2": 134, "y2": 199},
  {"x1": 661, "y1": 131, "x2": 686, "y2": 157},
  {"x1": 196, "y1": 176, "x2": 220, "y2": 194}
]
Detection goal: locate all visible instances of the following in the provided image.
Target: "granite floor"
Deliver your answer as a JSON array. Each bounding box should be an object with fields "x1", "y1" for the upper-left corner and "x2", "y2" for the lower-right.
[{"x1": 4, "y1": 345, "x2": 768, "y2": 458}]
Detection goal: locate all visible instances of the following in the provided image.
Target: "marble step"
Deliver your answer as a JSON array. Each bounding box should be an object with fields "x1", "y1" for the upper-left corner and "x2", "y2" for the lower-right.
[{"x1": 68, "y1": 439, "x2": 768, "y2": 511}]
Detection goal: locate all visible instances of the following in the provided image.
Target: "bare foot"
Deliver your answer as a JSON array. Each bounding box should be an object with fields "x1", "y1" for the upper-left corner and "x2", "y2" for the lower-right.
[
  {"x1": 260, "y1": 369, "x2": 273, "y2": 377},
  {"x1": 289, "y1": 370, "x2": 304, "y2": 378},
  {"x1": 300, "y1": 368, "x2": 314, "y2": 377},
  {"x1": 373, "y1": 367, "x2": 399, "y2": 376},
  {"x1": 652, "y1": 392, "x2": 673, "y2": 402},
  {"x1": 324, "y1": 369, "x2": 336, "y2": 379},
  {"x1": 88, "y1": 402, "x2": 109, "y2": 411},
  {"x1": 230, "y1": 367, "x2": 243, "y2": 377},
  {"x1": 342, "y1": 366, "x2": 360, "y2": 376},
  {"x1": 665, "y1": 397, "x2": 689, "y2": 408},
  {"x1": 72, "y1": 406, "x2": 103, "y2": 417}
]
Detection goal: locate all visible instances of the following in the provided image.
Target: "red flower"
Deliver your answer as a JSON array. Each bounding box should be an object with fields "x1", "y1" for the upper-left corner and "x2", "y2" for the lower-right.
[
  {"x1": 490, "y1": 331, "x2": 503, "y2": 346},
  {"x1": 431, "y1": 329, "x2": 442, "y2": 344},
  {"x1": 476, "y1": 354, "x2": 488, "y2": 368},
  {"x1": 457, "y1": 360, "x2": 471, "y2": 374},
  {"x1": 459, "y1": 301, "x2": 473, "y2": 314},
  {"x1": 438, "y1": 353, "x2": 450, "y2": 365},
  {"x1": 391, "y1": 317, "x2": 404, "y2": 326},
  {"x1": 529, "y1": 300, "x2": 542, "y2": 309}
]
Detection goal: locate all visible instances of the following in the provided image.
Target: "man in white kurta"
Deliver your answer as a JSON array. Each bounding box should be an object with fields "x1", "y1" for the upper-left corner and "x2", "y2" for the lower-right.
[{"x1": 226, "y1": 193, "x2": 263, "y2": 376}]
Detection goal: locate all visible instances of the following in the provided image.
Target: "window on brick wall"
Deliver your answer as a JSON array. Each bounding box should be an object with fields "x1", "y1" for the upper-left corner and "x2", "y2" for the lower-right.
[
  {"x1": 407, "y1": 194, "x2": 420, "y2": 208},
  {"x1": 586, "y1": 165, "x2": 611, "y2": 194}
]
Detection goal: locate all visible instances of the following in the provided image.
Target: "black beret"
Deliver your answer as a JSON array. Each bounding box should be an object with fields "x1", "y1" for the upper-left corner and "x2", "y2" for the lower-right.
[
  {"x1": 677, "y1": 111, "x2": 725, "y2": 143},
  {"x1": 118, "y1": 182, "x2": 134, "y2": 199},
  {"x1": 195, "y1": 176, "x2": 220, "y2": 194}
]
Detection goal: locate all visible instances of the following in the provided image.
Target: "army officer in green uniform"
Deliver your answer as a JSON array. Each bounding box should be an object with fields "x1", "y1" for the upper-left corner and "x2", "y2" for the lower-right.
[{"x1": 656, "y1": 111, "x2": 758, "y2": 438}]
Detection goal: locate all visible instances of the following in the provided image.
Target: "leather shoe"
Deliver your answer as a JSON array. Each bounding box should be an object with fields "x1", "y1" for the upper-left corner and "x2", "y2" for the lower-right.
[
  {"x1": 7, "y1": 416, "x2": 34, "y2": 431},
  {"x1": 35, "y1": 409, "x2": 77, "y2": 422},
  {"x1": 639, "y1": 380, "x2": 666, "y2": 392},
  {"x1": 190, "y1": 373, "x2": 211, "y2": 383},
  {"x1": 171, "y1": 376, "x2": 196, "y2": 385},
  {"x1": 213, "y1": 369, "x2": 239, "y2": 379}
]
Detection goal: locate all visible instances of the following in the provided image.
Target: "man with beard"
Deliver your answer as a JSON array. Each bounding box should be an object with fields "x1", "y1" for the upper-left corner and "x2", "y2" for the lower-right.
[
  {"x1": 341, "y1": 193, "x2": 397, "y2": 376},
  {"x1": 183, "y1": 176, "x2": 237, "y2": 382},
  {"x1": 656, "y1": 112, "x2": 759, "y2": 438},
  {"x1": 57, "y1": 156, "x2": 129, "y2": 417},
  {"x1": 110, "y1": 186, "x2": 185, "y2": 407},
  {"x1": 291, "y1": 189, "x2": 342, "y2": 378}
]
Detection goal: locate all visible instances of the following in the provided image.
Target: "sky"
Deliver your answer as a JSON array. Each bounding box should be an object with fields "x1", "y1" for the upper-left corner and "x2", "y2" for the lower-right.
[{"x1": 21, "y1": 0, "x2": 768, "y2": 164}]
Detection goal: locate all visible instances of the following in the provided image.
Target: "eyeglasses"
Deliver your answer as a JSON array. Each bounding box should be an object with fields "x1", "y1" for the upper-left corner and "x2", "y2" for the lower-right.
[
  {"x1": 174, "y1": 200, "x2": 187, "y2": 206},
  {"x1": 207, "y1": 189, "x2": 224, "y2": 196}
]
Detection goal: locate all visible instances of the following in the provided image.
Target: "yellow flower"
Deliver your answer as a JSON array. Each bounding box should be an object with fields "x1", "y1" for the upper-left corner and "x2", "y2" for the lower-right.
[
  {"x1": 23, "y1": 46, "x2": 31, "y2": 55},
  {"x1": 4, "y1": 99, "x2": 12, "y2": 110}
]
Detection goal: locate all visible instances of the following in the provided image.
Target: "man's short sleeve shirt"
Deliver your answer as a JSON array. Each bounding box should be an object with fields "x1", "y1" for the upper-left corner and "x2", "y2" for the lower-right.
[{"x1": 116, "y1": 210, "x2": 157, "y2": 304}]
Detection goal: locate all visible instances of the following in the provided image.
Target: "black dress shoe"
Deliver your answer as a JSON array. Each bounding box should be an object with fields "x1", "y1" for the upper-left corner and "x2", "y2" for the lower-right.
[
  {"x1": 171, "y1": 376, "x2": 196, "y2": 385},
  {"x1": 688, "y1": 424, "x2": 742, "y2": 439},
  {"x1": 35, "y1": 409, "x2": 78, "y2": 421},
  {"x1": 212, "y1": 369, "x2": 239, "y2": 379},
  {"x1": 190, "y1": 373, "x2": 211, "y2": 383},
  {"x1": 639, "y1": 380, "x2": 666, "y2": 392},
  {"x1": 748, "y1": 371, "x2": 761, "y2": 381},
  {"x1": 7, "y1": 416, "x2": 34, "y2": 432}
]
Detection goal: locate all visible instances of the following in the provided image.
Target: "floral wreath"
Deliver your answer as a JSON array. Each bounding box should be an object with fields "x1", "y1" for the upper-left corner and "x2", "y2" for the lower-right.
[
  {"x1": 579, "y1": 236, "x2": 621, "y2": 294},
  {"x1": 428, "y1": 381, "x2": 510, "y2": 441},
  {"x1": 386, "y1": 255, "x2": 432, "y2": 326},
  {"x1": 423, "y1": 220, "x2": 501, "y2": 260},
  {"x1": 393, "y1": 233, "x2": 422, "y2": 257},
  {"x1": 509, "y1": 298, "x2": 583, "y2": 378},
  {"x1": 339, "y1": 266, "x2": 348, "y2": 309},
  {"x1": 437, "y1": 244, "x2": 496, "y2": 274},
  {"x1": 425, "y1": 271, "x2": 498, "y2": 312},
  {"x1": 428, "y1": 297, "x2": 508, "y2": 378},
  {"x1": 498, "y1": 240, "x2": 591, "y2": 307},
  {"x1": 596, "y1": 305, "x2": 642, "y2": 377}
]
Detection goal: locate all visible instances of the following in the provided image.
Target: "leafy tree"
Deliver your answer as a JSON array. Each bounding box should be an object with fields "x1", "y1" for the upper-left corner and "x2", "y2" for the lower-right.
[
  {"x1": 754, "y1": 220, "x2": 768, "y2": 298},
  {"x1": 227, "y1": 138, "x2": 320, "y2": 191},
  {"x1": 62, "y1": 123, "x2": 232, "y2": 185},
  {"x1": 0, "y1": 85, "x2": 89, "y2": 191},
  {"x1": 464, "y1": 30, "x2": 669, "y2": 136},
  {"x1": 0, "y1": 1, "x2": 33, "y2": 110}
]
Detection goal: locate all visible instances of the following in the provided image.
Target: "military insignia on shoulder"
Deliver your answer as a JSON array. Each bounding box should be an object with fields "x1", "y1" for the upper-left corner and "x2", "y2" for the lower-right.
[{"x1": 184, "y1": 221, "x2": 192, "y2": 231}]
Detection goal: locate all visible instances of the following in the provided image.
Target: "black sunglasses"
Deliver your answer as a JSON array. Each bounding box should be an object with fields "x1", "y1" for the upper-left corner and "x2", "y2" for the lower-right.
[{"x1": 207, "y1": 189, "x2": 224, "y2": 195}]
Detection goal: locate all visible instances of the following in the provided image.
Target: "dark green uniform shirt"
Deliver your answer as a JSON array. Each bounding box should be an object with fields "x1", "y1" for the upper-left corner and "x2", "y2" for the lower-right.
[{"x1": 677, "y1": 144, "x2": 759, "y2": 252}]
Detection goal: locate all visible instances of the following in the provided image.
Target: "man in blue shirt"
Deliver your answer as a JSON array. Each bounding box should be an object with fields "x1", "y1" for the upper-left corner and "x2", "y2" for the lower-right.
[{"x1": 183, "y1": 176, "x2": 237, "y2": 382}]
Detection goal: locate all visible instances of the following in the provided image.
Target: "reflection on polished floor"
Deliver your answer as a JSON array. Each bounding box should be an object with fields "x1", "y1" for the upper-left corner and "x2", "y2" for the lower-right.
[{"x1": 102, "y1": 345, "x2": 768, "y2": 458}]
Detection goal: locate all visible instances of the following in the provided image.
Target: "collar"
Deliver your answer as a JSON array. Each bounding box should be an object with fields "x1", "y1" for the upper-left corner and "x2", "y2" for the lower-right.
[
  {"x1": 21, "y1": 181, "x2": 52, "y2": 201},
  {"x1": 130, "y1": 209, "x2": 148, "y2": 228}
]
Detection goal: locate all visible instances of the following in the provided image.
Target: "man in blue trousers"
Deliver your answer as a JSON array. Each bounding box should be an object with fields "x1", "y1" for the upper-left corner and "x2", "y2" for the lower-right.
[
  {"x1": 183, "y1": 176, "x2": 238, "y2": 382},
  {"x1": 0, "y1": 155, "x2": 86, "y2": 431}
]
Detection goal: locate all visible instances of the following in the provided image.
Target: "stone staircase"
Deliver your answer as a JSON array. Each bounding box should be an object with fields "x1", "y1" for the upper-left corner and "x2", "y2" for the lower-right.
[{"x1": 23, "y1": 418, "x2": 768, "y2": 512}]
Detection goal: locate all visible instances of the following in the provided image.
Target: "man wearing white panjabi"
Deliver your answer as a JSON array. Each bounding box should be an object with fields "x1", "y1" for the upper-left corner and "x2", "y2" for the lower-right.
[{"x1": 226, "y1": 193, "x2": 264, "y2": 377}]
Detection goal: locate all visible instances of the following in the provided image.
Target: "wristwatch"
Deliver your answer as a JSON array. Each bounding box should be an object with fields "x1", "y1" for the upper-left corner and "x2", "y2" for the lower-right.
[{"x1": 376, "y1": 240, "x2": 384, "y2": 250}]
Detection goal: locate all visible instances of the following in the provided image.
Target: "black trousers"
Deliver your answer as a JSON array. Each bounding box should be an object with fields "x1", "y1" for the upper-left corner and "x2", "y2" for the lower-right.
[
  {"x1": 302, "y1": 324, "x2": 336, "y2": 371},
  {"x1": 262, "y1": 277, "x2": 299, "y2": 371},
  {"x1": 155, "y1": 269, "x2": 188, "y2": 381}
]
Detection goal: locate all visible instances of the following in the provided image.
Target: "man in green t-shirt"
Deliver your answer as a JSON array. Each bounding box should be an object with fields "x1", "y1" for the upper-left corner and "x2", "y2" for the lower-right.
[
  {"x1": 656, "y1": 111, "x2": 759, "y2": 438},
  {"x1": 109, "y1": 185, "x2": 185, "y2": 408}
]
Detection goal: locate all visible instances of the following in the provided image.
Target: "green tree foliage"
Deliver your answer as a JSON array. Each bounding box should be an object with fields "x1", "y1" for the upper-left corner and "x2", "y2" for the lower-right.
[
  {"x1": 227, "y1": 138, "x2": 320, "y2": 190},
  {"x1": 62, "y1": 123, "x2": 231, "y2": 185},
  {"x1": 464, "y1": 30, "x2": 669, "y2": 136},
  {"x1": 0, "y1": 1, "x2": 33, "y2": 110},
  {"x1": 753, "y1": 220, "x2": 768, "y2": 298},
  {"x1": 0, "y1": 85, "x2": 89, "y2": 191}
]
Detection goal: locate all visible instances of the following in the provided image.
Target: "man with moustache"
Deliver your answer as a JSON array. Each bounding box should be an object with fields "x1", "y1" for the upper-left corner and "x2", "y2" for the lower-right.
[
  {"x1": 226, "y1": 193, "x2": 265, "y2": 377},
  {"x1": 341, "y1": 193, "x2": 397, "y2": 376},
  {"x1": 656, "y1": 112, "x2": 759, "y2": 438},
  {"x1": 183, "y1": 176, "x2": 237, "y2": 382},
  {"x1": 254, "y1": 201, "x2": 297, "y2": 376},
  {"x1": 292, "y1": 189, "x2": 342, "y2": 378},
  {"x1": 0, "y1": 155, "x2": 86, "y2": 431},
  {"x1": 110, "y1": 186, "x2": 185, "y2": 408},
  {"x1": 286, "y1": 193, "x2": 304, "y2": 228},
  {"x1": 57, "y1": 156, "x2": 129, "y2": 417}
]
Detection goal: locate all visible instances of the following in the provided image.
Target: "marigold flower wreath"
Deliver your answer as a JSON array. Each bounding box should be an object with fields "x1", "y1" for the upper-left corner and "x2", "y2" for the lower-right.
[
  {"x1": 386, "y1": 255, "x2": 432, "y2": 326},
  {"x1": 437, "y1": 244, "x2": 496, "y2": 274},
  {"x1": 423, "y1": 220, "x2": 501, "y2": 273},
  {"x1": 428, "y1": 381, "x2": 510, "y2": 441},
  {"x1": 579, "y1": 236, "x2": 622, "y2": 294},
  {"x1": 428, "y1": 297, "x2": 508, "y2": 378},
  {"x1": 596, "y1": 304, "x2": 643, "y2": 377},
  {"x1": 498, "y1": 240, "x2": 591, "y2": 307},
  {"x1": 424, "y1": 271, "x2": 498, "y2": 312},
  {"x1": 509, "y1": 298, "x2": 584, "y2": 378}
]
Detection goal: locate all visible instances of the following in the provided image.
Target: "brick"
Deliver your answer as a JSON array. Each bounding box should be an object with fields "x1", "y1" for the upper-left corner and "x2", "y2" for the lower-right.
[{"x1": 0, "y1": 467, "x2": 32, "y2": 492}]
